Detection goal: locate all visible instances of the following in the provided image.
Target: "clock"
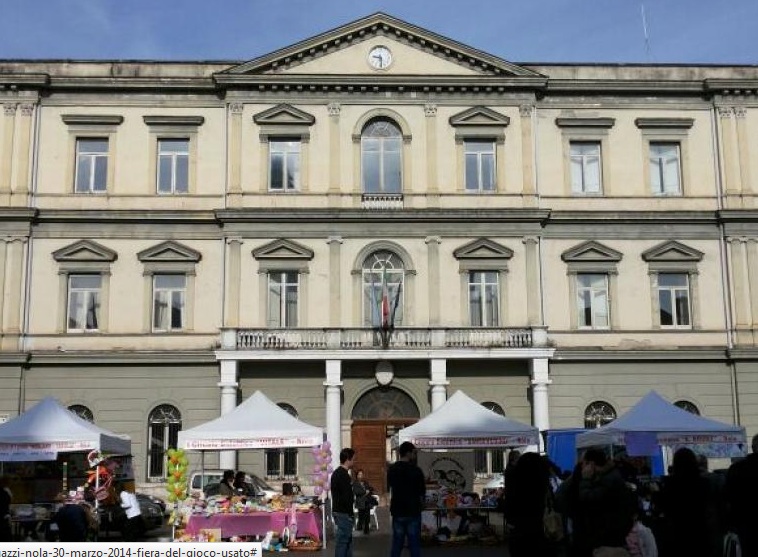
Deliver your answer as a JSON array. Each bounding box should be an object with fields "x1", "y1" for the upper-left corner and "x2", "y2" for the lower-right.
[{"x1": 368, "y1": 46, "x2": 393, "y2": 70}]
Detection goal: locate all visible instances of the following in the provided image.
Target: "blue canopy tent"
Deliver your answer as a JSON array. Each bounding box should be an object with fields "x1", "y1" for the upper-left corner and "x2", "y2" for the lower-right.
[{"x1": 575, "y1": 391, "x2": 747, "y2": 458}]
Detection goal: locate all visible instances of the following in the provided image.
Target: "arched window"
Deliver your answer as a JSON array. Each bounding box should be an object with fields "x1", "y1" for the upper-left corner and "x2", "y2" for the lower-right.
[
  {"x1": 475, "y1": 402, "x2": 505, "y2": 476},
  {"x1": 361, "y1": 118, "x2": 402, "y2": 194},
  {"x1": 584, "y1": 401, "x2": 616, "y2": 429},
  {"x1": 147, "y1": 404, "x2": 181, "y2": 480},
  {"x1": 362, "y1": 250, "x2": 404, "y2": 328},
  {"x1": 68, "y1": 404, "x2": 94, "y2": 422},
  {"x1": 674, "y1": 400, "x2": 700, "y2": 415},
  {"x1": 265, "y1": 403, "x2": 299, "y2": 481}
]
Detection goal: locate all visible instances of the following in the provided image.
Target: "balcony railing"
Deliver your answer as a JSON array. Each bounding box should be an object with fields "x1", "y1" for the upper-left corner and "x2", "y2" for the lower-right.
[
  {"x1": 225, "y1": 327, "x2": 546, "y2": 351},
  {"x1": 361, "y1": 193, "x2": 404, "y2": 210}
]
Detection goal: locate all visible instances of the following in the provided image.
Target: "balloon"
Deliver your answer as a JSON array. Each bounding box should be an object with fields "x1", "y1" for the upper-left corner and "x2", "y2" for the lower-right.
[
  {"x1": 326, "y1": 466, "x2": 334, "y2": 475},
  {"x1": 314, "y1": 486, "x2": 323, "y2": 496},
  {"x1": 322, "y1": 441, "x2": 331, "y2": 450}
]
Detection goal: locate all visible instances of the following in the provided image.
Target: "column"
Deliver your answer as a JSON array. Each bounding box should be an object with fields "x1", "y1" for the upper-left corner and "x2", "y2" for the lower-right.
[
  {"x1": 530, "y1": 358, "x2": 551, "y2": 452},
  {"x1": 13, "y1": 104, "x2": 33, "y2": 200},
  {"x1": 327, "y1": 102, "x2": 341, "y2": 200},
  {"x1": 719, "y1": 107, "x2": 740, "y2": 196},
  {"x1": 227, "y1": 103, "x2": 243, "y2": 207},
  {"x1": 426, "y1": 236, "x2": 441, "y2": 325},
  {"x1": 522, "y1": 236, "x2": 542, "y2": 325},
  {"x1": 324, "y1": 360, "x2": 342, "y2": 470},
  {"x1": 224, "y1": 238, "x2": 242, "y2": 327},
  {"x1": 217, "y1": 359, "x2": 239, "y2": 470},
  {"x1": 429, "y1": 359, "x2": 448, "y2": 411},
  {"x1": 424, "y1": 103, "x2": 439, "y2": 207},
  {"x1": 519, "y1": 105, "x2": 537, "y2": 206},
  {"x1": 734, "y1": 107, "x2": 753, "y2": 194},
  {"x1": 0, "y1": 104, "x2": 16, "y2": 196},
  {"x1": 4, "y1": 238, "x2": 25, "y2": 334},
  {"x1": 327, "y1": 237, "x2": 342, "y2": 327},
  {"x1": 729, "y1": 238, "x2": 750, "y2": 328}
]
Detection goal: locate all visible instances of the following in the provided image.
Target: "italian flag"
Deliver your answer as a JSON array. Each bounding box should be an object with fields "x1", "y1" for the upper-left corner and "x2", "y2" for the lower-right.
[{"x1": 380, "y1": 266, "x2": 390, "y2": 329}]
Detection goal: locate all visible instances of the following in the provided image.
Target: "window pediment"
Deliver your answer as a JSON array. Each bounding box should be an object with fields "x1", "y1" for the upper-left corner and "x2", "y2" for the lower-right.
[
  {"x1": 642, "y1": 241, "x2": 703, "y2": 262},
  {"x1": 561, "y1": 241, "x2": 623, "y2": 263},
  {"x1": 252, "y1": 239, "x2": 314, "y2": 260},
  {"x1": 449, "y1": 107, "x2": 510, "y2": 128},
  {"x1": 253, "y1": 104, "x2": 316, "y2": 126},
  {"x1": 555, "y1": 117, "x2": 615, "y2": 129},
  {"x1": 53, "y1": 240, "x2": 117, "y2": 262},
  {"x1": 137, "y1": 241, "x2": 201, "y2": 263},
  {"x1": 454, "y1": 238, "x2": 513, "y2": 260},
  {"x1": 61, "y1": 115, "x2": 124, "y2": 126},
  {"x1": 143, "y1": 115, "x2": 205, "y2": 127}
]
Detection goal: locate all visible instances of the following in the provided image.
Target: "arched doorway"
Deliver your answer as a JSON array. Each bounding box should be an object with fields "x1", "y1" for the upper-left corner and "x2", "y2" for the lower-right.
[{"x1": 351, "y1": 386, "x2": 420, "y2": 495}]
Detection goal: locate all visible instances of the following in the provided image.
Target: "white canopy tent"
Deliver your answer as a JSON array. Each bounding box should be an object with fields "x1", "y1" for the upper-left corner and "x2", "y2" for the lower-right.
[
  {"x1": 396, "y1": 390, "x2": 540, "y2": 449},
  {"x1": 575, "y1": 391, "x2": 747, "y2": 457},
  {"x1": 178, "y1": 390, "x2": 323, "y2": 450},
  {"x1": 0, "y1": 396, "x2": 131, "y2": 461}
]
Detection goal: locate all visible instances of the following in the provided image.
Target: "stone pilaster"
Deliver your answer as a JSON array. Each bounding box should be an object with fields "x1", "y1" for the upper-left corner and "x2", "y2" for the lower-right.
[
  {"x1": 327, "y1": 236, "x2": 343, "y2": 327},
  {"x1": 426, "y1": 236, "x2": 441, "y2": 325}
]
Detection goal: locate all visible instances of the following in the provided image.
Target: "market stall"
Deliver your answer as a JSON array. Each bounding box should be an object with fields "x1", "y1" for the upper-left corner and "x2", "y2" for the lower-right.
[
  {"x1": 0, "y1": 397, "x2": 132, "y2": 540},
  {"x1": 575, "y1": 390, "x2": 747, "y2": 458},
  {"x1": 176, "y1": 390, "x2": 325, "y2": 549},
  {"x1": 395, "y1": 390, "x2": 540, "y2": 545}
]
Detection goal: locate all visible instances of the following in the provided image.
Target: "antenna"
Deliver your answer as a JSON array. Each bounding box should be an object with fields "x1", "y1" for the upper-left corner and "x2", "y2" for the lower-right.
[{"x1": 640, "y1": 2, "x2": 651, "y2": 61}]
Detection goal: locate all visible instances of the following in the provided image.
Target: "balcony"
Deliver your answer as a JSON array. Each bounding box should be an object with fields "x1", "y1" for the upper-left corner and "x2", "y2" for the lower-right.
[
  {"x1": 221, "y1": 327, "x2": 547, "y2": 351},
  {"x1": 361, "y1": 193, "x2": 404, "y2": 210}
]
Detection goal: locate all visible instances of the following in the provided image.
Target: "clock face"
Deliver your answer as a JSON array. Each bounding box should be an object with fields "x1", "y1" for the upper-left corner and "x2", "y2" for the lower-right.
[{"x1": 368, "y1": 46, "x2": 392, "y2": 70}]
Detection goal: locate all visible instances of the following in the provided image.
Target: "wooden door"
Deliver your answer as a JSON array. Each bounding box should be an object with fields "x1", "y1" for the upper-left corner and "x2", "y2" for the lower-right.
[{"x1": 351, "y1": 422, "x2": 388, "y2": 494}]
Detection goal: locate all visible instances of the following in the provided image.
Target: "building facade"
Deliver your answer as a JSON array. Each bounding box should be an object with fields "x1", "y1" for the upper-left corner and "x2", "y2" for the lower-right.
[{"x1": 0, "y1": 13, "x2": 757, "y2": 491}]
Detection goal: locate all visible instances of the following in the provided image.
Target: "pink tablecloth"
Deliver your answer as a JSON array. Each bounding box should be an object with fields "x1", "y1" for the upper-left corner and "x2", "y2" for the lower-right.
[{"x1": 185, "y1": 510, "x2": 321, "y2": 540}]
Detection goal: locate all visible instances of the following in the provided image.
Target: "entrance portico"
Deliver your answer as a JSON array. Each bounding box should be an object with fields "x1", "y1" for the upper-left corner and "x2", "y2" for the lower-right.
[{"x1": 216, "y1": 326, "x2": 554, "y2": 470}]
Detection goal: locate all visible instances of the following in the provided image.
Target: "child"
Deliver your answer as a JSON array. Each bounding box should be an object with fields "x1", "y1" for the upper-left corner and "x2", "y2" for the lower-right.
[{"x1": 626, "y1": 512, "x2": 658, "y2": 557}]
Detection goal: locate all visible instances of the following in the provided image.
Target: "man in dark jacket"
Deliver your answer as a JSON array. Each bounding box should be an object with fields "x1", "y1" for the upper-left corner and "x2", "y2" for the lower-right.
[
  {"x1": 576, "y1": 449, "x2": 635, "y2": 555},
  {"x1": 387, "y1": 442, "x2": 426, "y2": 557},
  {"x1": 726, "y1": 433, "x2": 758, "y2": 557},
  {"x1": 330, "y1": 447, "x2": 355, "y2": 557},
  {"x1": 54, "y1": 496, "x2": 89, "y2": 542}
]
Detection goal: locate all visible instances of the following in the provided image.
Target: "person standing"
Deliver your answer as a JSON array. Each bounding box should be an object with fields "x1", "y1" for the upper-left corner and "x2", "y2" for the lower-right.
[
  {"x1": 726, "y1": 433, "x2": 758, "y2": 557},
  {"x1": 53, "y1": 493, "x2": 89, "y2": 542},
  {"x1": 0, "y1": 478, "x2": 11, "y2": 542},
  {"x1": 330, "y1": 447, "x2": 356, "y2": 557},
  {"x1": 387, "y1": 441, "x2": 426, "y2": 557},
  {"x1": 218, "y1": 470, "x2": 236, "y2": 497},
  {"x1": 117, "y1": 484, "x2": 143, "y2": 542},
  {"x1": 352, "y1": 469, "x2": 374, "y2": 535}
]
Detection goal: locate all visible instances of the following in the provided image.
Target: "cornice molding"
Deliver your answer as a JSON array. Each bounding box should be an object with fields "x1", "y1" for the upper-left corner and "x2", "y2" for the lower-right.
[
  {"x1": 553, "y1": 348, "x2": 728, "y2": 361},
  {"x1": 555, "y1": 117, "x2": 615, "y2": 128},
  {"x1": 0, "y1": 73, "x2": 49, "y2": 87},
  {"x1": 28, "y1": 350, "x2": 218, "y2": 366},
  {"x1": 143, "y1": 115, "x2": 205, "y2": 127},
  {"x1": 546, "y1": 79, "x2": 706, "y2": 95},
  {"x1": 634, "y1": 117, "x2": 694, "y2": 129},
  {"x1": 61, "y1": 114, "x2": 124, "y2": 126}
]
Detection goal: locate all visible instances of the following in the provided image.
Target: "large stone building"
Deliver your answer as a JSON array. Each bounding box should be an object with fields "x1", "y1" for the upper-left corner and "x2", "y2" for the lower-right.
[{"x1": 0, "y1": 13, "x2": 756, "y2": 491}]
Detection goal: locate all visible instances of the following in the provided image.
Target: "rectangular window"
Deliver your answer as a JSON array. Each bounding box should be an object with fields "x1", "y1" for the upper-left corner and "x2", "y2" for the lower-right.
[
  {"x1": 268, "y1": 271, "x2": 299, "y2": 328},
  {"x1": 269, "y1": 140, "x2": 301, "y2": 191},
  {"x1": 362, "y1": 136, "x2": 402, "y2": 194},
  {"x1": 577, "y1": 273, "x2": 609, "y2": 329},
  {"x1": 658, "y1": 273, "x2": 691, "y2": 327},
  {"x1": 469, "y1": 271, "x2": 499, "y2": 327},
  {"x1": 152, "y1": 274, "x2": 186, "y2": 331},
  {"x1": 157, "y1": 138, "x2": 189, "y2": 194},
  {"x1": 650, "y1": 142, "x2": 681, "y2": 195},
  {"x1": 265, "y1": 448, "x2": 298, "y2": 480},
  {"x1": 570, "y1": 141, "x2": 601, "y2": 194},
  {"x1": 67, "y1": 275, "x2": 101, "y2": 331},
  {"x1": 474, "y1": 449, "x2": 505, "y2": 476},
  {"x1": 464, "y1": 140, "x2": 496, "y2": 192},
  {"x1": 75, "y1": 138, "x2": 108, "y2": 193}
]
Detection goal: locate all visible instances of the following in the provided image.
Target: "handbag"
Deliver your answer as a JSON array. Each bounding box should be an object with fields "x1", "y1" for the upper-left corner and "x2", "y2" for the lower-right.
[
  {"x1": 543, "y1": 490, "x2": 565, "y2": 542},
  {"x1": 723, "y1": 532, "x2": 742, "y2": 557}
]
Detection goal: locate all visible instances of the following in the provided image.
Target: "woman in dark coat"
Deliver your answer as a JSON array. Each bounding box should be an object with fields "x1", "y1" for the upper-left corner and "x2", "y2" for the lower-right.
[
  {"x1": 503, "y1": 452, "x2": 556, "y2": 557},
  {"x1": 352, "y1": 469, "x2": 374, "y2": 535},
  {"x1": 658, "y1": 448, "x2": 711, "y2": 557}
]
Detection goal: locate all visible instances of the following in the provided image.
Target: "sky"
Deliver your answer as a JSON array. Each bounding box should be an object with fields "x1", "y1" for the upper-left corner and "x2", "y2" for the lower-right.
[{"x1": 0, "y1": 0, "x2": 756, "y2": 65}]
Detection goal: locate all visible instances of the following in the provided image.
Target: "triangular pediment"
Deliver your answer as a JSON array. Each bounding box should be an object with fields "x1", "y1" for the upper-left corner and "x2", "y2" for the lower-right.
[
  {"x1": 221, "y1": 13, "x2": 544, "y2": 79},
  {"x1": 137, "y1": 241, "x2": 201, "y2": 263},
  {"x1": 252, "y1": 239, "x2": 314, "y2": 260},
  {"x1": 561, "y1": 241, "x2": 623, "y2": 263},
  {"x1": 252, "y1": 104, "x2": 315, "y2": 126},
  {"x1": 453, "y1": 238, "x2": 513, "y2": 260},
  {"x1": 642, "y1": 241, "x2": 703, "y2": 262},
  {"x1": 449, "y1": 107, "x2": 511, "y2": 127},
  {"x1": 52, "y1": 240, "x2": 117, "y2": 262}
]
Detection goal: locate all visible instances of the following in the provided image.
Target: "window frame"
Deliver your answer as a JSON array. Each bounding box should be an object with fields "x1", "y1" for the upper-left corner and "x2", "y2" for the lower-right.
[
  {"x1": 267, "y1": 270, "x2": 300, "y2": 328},
  {"x1": 648, "y1": 142, "x2": 682, "y2": 196},
  {"x1": 360, "y1": 118, "x2": 404, "y2": 195},
  {"x1": 152, "y1": 274, "x2": 187, "y2": 332},
  {"x1": 62, "y1": 114, "x2": 123, "y2": 195},
  {"x1": 265, "y1": 403, "x2": 300, "y2": 480},
  {"x1": 463, "y1": 139, "x2": 497, "y2": 193},
  {"x1": 157, "y1": 137, "x2": 190, "y2": 195},
  {"x1": 575, "y1": 273, "x2": 611, "y2": 330},
  {"x1": 361, "y1": 250, "x2": 405, "y2": 328},
  {"x1": 474, "y1": 402, "x2": 506, "y2": 477},
  {"x1": 655, "y1": 272, "x2": 692, "y2": 329},
  {"x1": 268, "y1": 139, "x2": 302, "y2": 192},
  {"x1": 636, "y1": 118, "x2": 693, "y2": 197},
  {"x1": 143, "y1": 115, "x2": 204, "y2": 196},
  {"x1": 68, "y1": 404, "x2": 94, "y2": 422},
  {"x1": 584, "y1": 400, "x2": 617, "y2": 429},
  {"x1": 74, "y1": 138, "x2": 109, "y2": 194},
  {"x1": 66, "y1": 274, "x2": 103, "y2": 333},
  {"x1": 556, "y1": 117, "x2": 614, "y2": 197},
  {"x1": 147, "y1": 404, "x2": 182, "y2": 481},
  {"x1": 468, "y1": 270, "x2": 500, "y2": 327},
  {"x1": 569, "y1": 140, "x2": 603, "y2": 195}
]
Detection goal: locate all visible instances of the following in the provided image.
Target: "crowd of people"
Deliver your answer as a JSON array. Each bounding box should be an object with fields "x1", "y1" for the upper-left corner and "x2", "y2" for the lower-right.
[{"x1": 497, "y1": 433, "x2": 758, "y2": 557}]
